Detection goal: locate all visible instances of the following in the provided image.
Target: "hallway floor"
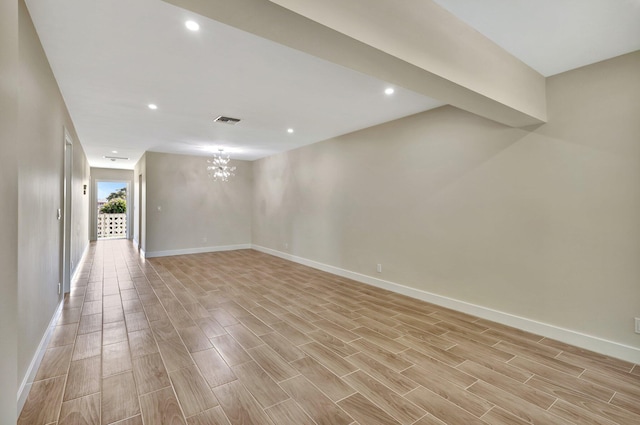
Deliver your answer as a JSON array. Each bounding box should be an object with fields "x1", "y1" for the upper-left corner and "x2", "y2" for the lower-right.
[{"x1": 19, "y1": 239, "x2": 640, "y2": 424}]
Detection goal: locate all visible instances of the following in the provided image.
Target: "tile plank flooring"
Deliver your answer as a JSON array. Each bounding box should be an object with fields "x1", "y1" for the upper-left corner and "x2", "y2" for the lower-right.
[{"x1": 19, "y1": 240, "x2": 640, "y2": 424}]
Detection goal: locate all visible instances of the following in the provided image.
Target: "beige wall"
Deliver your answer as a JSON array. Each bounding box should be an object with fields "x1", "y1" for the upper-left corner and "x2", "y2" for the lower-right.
[
  {"x1": 17, "y1": 0, "x2": 91, "y2": 392},
  {"x1": 144, "y1": 152, "x2": 252, "y2": 255},
  {"x1": 90, "y1": 167, "x2": 135, "y2": 241},
  {"x1": 0, "y1": 0, "x2": 19, "y2": 420},
  {"x1": 253, "y1": 51, "x2": 640, "y2": 352}
]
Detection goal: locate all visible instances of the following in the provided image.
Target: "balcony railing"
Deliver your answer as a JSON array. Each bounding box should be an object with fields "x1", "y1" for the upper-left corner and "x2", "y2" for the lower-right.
[{"x1": 97, "y1": 213, "x2": 127, "y2": 239}]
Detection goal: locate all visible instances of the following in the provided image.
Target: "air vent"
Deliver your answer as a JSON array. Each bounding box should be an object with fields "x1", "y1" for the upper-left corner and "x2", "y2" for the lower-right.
[
  {"x1": 103, "y1": 155, "x2": 129, "y2": 162},
  {"x1": 214, "y1": 115, "x2": 241, "y2": 125}
]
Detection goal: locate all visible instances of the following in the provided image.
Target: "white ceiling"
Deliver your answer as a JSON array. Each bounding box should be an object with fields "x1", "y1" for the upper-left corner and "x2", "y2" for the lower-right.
[
  {"x1": 25, "y1": 0, "x2": 443, "y2": 168},
  {"x1": 433, "y1": 0, "x2": 640, "y2": 76},
  {"x1": 26, "y1": 0, "x2": 640, "y2": 169}
]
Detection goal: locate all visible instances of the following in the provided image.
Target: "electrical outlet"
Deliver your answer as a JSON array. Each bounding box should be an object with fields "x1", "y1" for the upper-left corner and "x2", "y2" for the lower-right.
[
  {"x1": 635, "y1": 317, "x2": 640, "y2": 334},
  {"x1": 376, "y1": 264, "x2": 382, "y2": 273}
]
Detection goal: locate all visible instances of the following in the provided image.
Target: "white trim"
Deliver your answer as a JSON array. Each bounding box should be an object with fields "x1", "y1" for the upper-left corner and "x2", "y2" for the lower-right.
[
  {"x1": 17, "y1": 300, "x2": 64, "y2": 414},
  {"x1": 132, "y1": 238, "x2": 145, "y2": 258},
  {"x1": 252, "y1": 244, "x2": 640, "y2": 364},
  {"x1": 145, "y1": 243, "x2": 251, "y2": 258}
]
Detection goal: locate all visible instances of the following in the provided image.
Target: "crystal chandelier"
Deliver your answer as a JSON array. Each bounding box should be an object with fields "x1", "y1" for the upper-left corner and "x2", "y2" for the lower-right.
[{"x1": 207, "y1": 149, "x2": 236, "y2": 182}]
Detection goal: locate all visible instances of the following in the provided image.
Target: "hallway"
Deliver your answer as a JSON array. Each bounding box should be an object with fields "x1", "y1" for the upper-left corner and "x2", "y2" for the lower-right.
[{"x1": 18, "y1": 240, "x2": 640, "y2": 424}]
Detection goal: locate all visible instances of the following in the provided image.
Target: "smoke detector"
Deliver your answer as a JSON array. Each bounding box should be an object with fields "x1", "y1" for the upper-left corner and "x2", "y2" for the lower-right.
[{"x1": 214, "y1": 115, "x2": 241, "y2": 125}]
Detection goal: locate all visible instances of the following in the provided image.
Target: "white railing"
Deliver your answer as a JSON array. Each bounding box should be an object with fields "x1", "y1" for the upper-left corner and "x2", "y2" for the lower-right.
[{"x1": 97, "y1": 213, "x2": 127, "y2": 239}]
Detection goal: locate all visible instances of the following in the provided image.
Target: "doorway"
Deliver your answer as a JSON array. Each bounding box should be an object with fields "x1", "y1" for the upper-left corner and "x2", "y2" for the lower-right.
[{"x1": 96, "y1": 181, "x2": 129, "y2": 239}]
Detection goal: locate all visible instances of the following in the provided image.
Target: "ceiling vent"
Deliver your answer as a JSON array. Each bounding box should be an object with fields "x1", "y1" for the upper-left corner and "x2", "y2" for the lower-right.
[
  {"x1": 103, "y1": 155, "x2": 129, "y2": 162},
  {"x1": 214, "y1": 115, "x2": 241, "y2": 125}
]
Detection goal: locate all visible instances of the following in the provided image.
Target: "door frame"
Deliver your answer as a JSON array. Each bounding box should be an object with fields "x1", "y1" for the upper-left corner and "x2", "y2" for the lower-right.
[
  {"x1": 62, "y1": 128, "x2": 73, "y2": 295},
  {"x1": 138, "y1": 173, "x2": 143, "y2": 251}
]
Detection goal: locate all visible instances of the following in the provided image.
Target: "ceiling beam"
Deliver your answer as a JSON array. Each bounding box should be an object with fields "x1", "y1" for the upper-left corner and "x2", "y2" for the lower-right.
[{"x1": 164, "y1": 0, "x2": 547, "y2": 127}]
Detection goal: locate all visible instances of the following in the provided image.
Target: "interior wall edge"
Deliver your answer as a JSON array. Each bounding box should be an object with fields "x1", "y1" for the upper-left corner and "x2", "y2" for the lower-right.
[{"x1": 252, "y1": 244, "x2": 640, "y2": 364}]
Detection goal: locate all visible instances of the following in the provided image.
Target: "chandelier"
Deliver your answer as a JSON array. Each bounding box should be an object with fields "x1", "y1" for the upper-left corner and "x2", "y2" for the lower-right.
[{"x1": 207, "y1": 149, "x2": 236, "y2": 182}]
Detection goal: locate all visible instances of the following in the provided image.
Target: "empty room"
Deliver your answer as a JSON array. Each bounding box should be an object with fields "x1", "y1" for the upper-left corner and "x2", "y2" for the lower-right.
[{"x1": 2, "y1": 0, "x2": 640, "y2": 424}]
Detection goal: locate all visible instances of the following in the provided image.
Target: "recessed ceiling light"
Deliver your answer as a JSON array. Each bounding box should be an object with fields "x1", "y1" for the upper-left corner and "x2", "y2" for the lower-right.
[
  {"x1": 111, "y1": 150, "x2": 118, "y2": 154},
  {"x1": 287, "y1": 128, "x2": 294, "y2": 134},
  {"x1": 385, "y1": 87, "x2": 395, "y2": 95},
  {"x1": 148, "y1": 104, "x2": 158, "y2": 110},
  {"x1": 185, "y1": 20, "x2": 200, "y2": 31}
]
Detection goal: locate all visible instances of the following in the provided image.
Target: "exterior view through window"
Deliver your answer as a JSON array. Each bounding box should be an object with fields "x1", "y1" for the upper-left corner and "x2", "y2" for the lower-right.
[{"x1": 97, "y1": 181, "x2": 127, "y2": 239}]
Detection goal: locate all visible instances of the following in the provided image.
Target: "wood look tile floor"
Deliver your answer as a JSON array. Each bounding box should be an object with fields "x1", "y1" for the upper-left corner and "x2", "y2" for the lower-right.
[{"x1": 19, "y1": 240, "x2": 640, "y2": 425}]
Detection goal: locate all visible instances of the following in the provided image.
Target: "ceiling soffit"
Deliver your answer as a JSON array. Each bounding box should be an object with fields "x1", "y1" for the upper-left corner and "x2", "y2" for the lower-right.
[{"x1": 165, "y1": 0, "x2": 547, "y2": 127}]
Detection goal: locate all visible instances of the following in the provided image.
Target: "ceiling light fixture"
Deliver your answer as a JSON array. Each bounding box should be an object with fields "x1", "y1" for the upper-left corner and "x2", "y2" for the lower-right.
[
  {"x1": 185, "y1": 20, "x2": 200, "y2": 31},
  {"x1": 148, "y1": 104, "x2": 158, "y2": 110},
  {"x1": 207, "y1": 149, "x2": 236, "y2": 182},
  {"x1": 111, "y1": 150, "x2": 118, "y2": 154},
  {"x1": 287, "y1": 128, "x2": 294, "y2": 133},
  {"x1": 385, "y1": 87, "x2": 395, "y2": 95}
]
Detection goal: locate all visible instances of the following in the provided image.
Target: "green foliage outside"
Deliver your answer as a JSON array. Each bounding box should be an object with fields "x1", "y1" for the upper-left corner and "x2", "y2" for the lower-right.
[
  {"x1": 107, "y1": 187, "x2": 126, "y2": 201},
  {"x1": 100, "y1": 197, "x2": 126, "y2": 214},
  {"x1": 101, "y1": 187, "x2": 127, "y2": 214}
]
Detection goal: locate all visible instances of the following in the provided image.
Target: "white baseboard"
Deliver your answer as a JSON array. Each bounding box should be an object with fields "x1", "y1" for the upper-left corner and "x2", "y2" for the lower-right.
[
  {"x1": 17, "y1": 300, "x2": 63, "y2": 414},
  {"x1": 145, "y1": 243, "x2": 252, "y2": 258},
  {"x1": 252, "y1": 244, "x2": 640, "y2": 364},
  {"x1": 18, "y1": 240, "x2": 91, "y2": 414}
]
